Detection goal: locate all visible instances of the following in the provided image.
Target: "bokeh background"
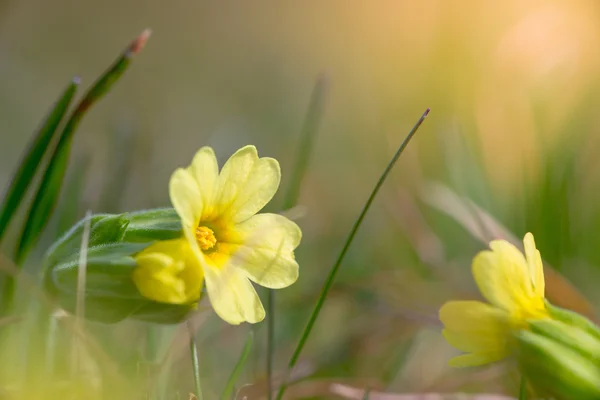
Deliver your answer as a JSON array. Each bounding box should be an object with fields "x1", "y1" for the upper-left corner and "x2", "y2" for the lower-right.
[{"x1": 2, "y1": 0, "x2": 600, "y2": 398}]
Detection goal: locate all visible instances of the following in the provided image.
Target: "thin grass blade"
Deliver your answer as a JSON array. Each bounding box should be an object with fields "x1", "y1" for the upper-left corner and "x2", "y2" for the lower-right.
[
  {"x1": 221, "y1": 331, "x2": 254, "y2": 400},
  {"x1": 518, "y1": 376, "x2": 527, "y2": 400},
  {"x1": 187, "y1": 320, "x2": 203, "y2": 400},
  {"x1": 0, "y1": 78, "x2": 78, "y2": 242},
  {"x1": 275, "y1": 109, "x2": 430, "y2": 400}
]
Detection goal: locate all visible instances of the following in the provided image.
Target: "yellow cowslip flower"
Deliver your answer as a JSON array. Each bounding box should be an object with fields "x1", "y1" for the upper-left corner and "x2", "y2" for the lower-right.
[
  {"x1": 134, "y1": 145, "x2": 301, "y2": 325},
  {"x1": 439, "y1": 232, "x2": 549, "y2": 367}
]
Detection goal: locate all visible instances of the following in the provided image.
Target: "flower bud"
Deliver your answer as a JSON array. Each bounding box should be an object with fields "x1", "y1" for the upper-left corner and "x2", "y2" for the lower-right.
[
  {"x1": 516, "y1": 318, "x2": 600, "y2": 399},
  {"x1": 43, "y1": 210, "x2": 199, "y2": 324}
]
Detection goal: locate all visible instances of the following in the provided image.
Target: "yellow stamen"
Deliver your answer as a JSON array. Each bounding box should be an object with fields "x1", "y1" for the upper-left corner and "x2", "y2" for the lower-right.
[{"x1": 196, "y1": 226, "x2": 217, "y2": 251}]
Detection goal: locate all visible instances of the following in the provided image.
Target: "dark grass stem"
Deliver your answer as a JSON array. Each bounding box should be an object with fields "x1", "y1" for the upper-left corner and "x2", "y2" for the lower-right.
[
  {"x1": 267, "y1": 74, "x2": 329, "y2": 400},
  {"x1": 187, "y1": 320, "x2": 203, "y2": 400},
  {"x1": 221, "y1": 331, "x2": 254, "y2": 400},
  {"x1": 275, "y1": 108, "x2": 430, "y2": 400}
]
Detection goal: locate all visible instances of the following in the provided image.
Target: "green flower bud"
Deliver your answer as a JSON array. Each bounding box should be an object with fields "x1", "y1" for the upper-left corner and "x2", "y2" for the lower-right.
[
  {"x1": 516, "y1": 318, "x2": 600, "y2": 399},
  {"x1": 43, "y1": 210, "x2": 199, "y2": 324},
  {"x1": 48, "y1": 242, "x2": 150, "y2": 299}
]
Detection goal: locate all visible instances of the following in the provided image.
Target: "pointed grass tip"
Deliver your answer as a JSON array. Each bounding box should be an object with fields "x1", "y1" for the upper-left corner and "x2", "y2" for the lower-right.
[
  {"x1": 423, "y1": 108, "x2": 430, "y2": 117},
  {"x1": 72, "y1": 76, "x2": 82, "y2": 85},
  {"x1": 128, "y1": 29, "x2": 152, "y2": 56}
]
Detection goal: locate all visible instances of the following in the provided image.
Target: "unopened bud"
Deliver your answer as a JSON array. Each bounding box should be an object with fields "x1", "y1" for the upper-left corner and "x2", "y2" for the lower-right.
[{"x1": 43, "y1": 209, "x2": 199, "y2": 324}]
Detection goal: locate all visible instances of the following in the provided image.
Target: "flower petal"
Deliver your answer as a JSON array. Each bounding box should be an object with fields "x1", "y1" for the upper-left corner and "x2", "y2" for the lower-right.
[
  {"x1": 226, "y1": 213, "x2": 301, "y2": 289},
  {"x1": 203, "y1": 264, "x2": 265, "y2": 325},
  {"x1": 133, "y1": 239, "x2": 204, "y2": 304},
  {"x1": 170, "y1": 168, "x2": 203, "y2": 227},
  {"x1": 133, "y1": 252, "x2": 186, "y2": 303},
  {"x1": 439, "y1": 300, "x2": 511, "y2": 353},
  {"x1": 472, "y1": 240, "x2": 533, "y2": 311},
  {"x1": 189, "y1": 147, "x2": 219, "y2": 218},
  {"x1": 214, "y1": 145, "x2": 280, "y2": 223},
  {"x1": 524, "y1": 232, "x2": 545, "y2": 298}
]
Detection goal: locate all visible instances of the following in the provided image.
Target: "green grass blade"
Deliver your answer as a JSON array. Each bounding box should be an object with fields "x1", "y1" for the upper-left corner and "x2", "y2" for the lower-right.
[
  {"x1": 0, "y1": 79, "x2": 78, "y2": 242},
  {"x1": 267, "y1": 73, "x2": 329, "y2": 399},
  {"x1": 519, "y1": 375, "x2": 527, "y2": 400},
  {"x1": 15, "y1": 29, "x2": 151, "y2": 265},
  {"x1": 187, "y1": 320, "x2": 203, "y2": 400},
  {"x1": 221, "y1": 331, "x2": 254, "y2": 400},
  {"x1": 282, "y1": 73, "x2": 329, "y2": 210},
  {"x1": 275, "y1": 108, "x2": 430, "y2": 400}
]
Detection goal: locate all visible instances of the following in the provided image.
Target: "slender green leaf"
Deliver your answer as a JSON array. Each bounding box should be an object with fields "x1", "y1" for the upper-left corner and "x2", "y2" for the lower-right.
[
  {"x1": 15, "y1": 29, "x2": 151, "y2": 264},
  {"x1": 275, "y1": 109, "x2": 430, "y2": 400},
  {"x1": 519, "y1": 375, "x2": 527, "y2": 400},
  {"x1": 221, "y1": 331, "x2": 254, "y2": 400},
  {"x1": 0, "y1": 78, "x2": 78, "y2": 242},
  {"x1": 188, "y1": 320, "x2": 203, "y2": 400}
]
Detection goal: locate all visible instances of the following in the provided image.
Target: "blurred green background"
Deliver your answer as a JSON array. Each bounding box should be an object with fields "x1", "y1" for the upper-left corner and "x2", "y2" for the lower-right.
[{"x1": 3, "y1": 0, "x2": 600, "y2": 398}]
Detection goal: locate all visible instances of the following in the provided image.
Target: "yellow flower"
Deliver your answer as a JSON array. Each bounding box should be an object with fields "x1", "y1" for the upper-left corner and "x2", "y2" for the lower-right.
[
  {"x1": 439, "y1": 232, "x2": 549, "y2": 367},
  {"x1": 134, "y1": 145, "x2": 301, "y2": 325}
]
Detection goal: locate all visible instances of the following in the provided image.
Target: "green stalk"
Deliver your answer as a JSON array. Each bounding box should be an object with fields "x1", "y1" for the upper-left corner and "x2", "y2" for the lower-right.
[
  {"x1": 519, "y1": 375, "x2": 528, "y2": 400},
  {"x1": 267, "y1": 73, "x2": 329, "y2": 399},
  {"x1": 221, "y1": 331, "x2": 254, "y2": 400},
  {"x1": 187, "y1": 320, "x2": 203, "y2": 400},
  {"x1": 275, "y1": 108, "x2": 430, "y2": 400}
]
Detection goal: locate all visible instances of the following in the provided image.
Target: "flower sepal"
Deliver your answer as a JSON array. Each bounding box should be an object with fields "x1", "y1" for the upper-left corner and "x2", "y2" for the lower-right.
[
  {"x1": 122, "y1": 208, "x2": 183, "y2": 243},
  {"x1": 46, "y1": 213, "x2": 130, "y2": 267},
  {"x1": 546, "y1": 300, "x2": 600, "y2": 339},
  {"x1": 516, "y1": 318, "x2": 600, "y2": 400}
]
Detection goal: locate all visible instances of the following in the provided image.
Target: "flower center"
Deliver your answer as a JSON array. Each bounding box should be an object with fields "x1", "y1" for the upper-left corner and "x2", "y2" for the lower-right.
[{"x1": 195, "y1": 225, "x2": 217, "y2": 251}]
